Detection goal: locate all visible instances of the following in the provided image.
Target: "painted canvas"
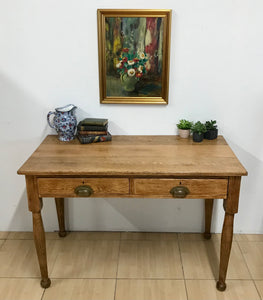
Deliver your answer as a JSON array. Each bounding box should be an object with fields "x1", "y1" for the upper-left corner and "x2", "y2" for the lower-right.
[
  {"x1": 98, "y1": 10, "x2": 171, "y2": 104},
  {"x1": 105, "y1": 16, "x2": 164, "y2": 97}
]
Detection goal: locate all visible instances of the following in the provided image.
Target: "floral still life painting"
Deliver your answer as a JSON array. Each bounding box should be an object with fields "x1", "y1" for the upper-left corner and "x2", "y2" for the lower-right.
[{"x1": 98, "y1": 10, "x2": 171, "y2": 104}]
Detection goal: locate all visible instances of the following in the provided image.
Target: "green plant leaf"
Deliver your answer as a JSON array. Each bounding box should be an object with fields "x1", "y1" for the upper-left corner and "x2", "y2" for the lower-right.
[{"x1": 176, "y1": 119, "x2": 193, "y2": 130}]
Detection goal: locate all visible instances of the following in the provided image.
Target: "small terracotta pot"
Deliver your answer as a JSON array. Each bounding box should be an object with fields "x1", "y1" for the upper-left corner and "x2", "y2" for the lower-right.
[{"x1": 178, "y1": 129, "x2": 190, "y2": 138}]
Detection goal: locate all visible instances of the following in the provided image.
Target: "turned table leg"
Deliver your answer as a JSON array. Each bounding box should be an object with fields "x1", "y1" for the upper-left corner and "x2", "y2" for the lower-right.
[
  {"x1": 216, "y1": 176, "x2": 241, "y2": 291},
  {"x1": 33, "y1": 212, "x2": 51, "y2": 288},
  {"x1": 55, "y1": 198, "x2": 67, "y2": 237},
  {"x1": 217, "y1": 212, "x2": 234, "y2": 291},
  {"x1": 204, "y1": 199, "x2": 214, "y2": 239},
  {"x1": 26, "y1": 176, "x2": 51, "y2": 288}
]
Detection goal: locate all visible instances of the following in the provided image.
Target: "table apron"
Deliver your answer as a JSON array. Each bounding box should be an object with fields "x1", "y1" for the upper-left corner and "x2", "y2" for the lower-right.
[{"x1": 37, "y1": 177, "x2": 229, "y2": 199}]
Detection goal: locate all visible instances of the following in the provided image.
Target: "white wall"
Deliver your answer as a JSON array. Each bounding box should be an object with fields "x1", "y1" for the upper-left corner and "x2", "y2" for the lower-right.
[{"x1": 1, "y1": 0, "x2": 263, "y2": 233}]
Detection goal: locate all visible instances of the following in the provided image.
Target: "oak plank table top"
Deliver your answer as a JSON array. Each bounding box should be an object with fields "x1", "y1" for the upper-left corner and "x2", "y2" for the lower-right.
[
  {"x1": 18, "y1": 135, "x2": 247, "y2": 177},
  {"x1": 17, "y1": 135, "x2": 247, "y2": 291}
]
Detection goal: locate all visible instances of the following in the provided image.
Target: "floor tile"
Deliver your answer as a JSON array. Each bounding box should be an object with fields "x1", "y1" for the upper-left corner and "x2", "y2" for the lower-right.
[
  {"x1": 43, "y1": 279, "x2": 115, "y2": 300},
  {"x1": 0, "y1": 240, "x2": 4, "y2": 249},
  {"x1": 178, "y1": 233, "x2": 221, "y2": 241},
  {"x1": 255, "y1": 281, "x2": 263, "y2": 299},
  {"x1": 0, "y1": 278, "x2": 43, "y2": 300},
  {"x1": 7, "y1": 231, "x2": 120, "y2": 240},
  {"x1": 7, "y1": 232, "x2": 34, "y2": 239},
  {"x1": 62, "y1": 231, "x2": 120, "y2": 240},
  {"x1": 115, "y1": 279, "x2": 187, "y2": 300},
  {"x1": 239, "y1": 242, "x2": 263, "y2": 279},
  {"x1": 186, "y1": 280, "x2": 260, "y2": 300},
  {"x1": 180, "y1": 240, "x2": 250, "y2": 279},
  {"x1": 235, "y1": 234, "x2": 263, "y2": 242},
  {"x1": 0, "y1": 232, "x2": 9, "y2": 239},
  {"x1": 0, "y1": 240, "x2": 59, "y2": 277},
  {"x1": 117, "y1": 240, "x2": 183, "y2": 279},
  {"x1": 121, "y1": 232, "x2": 178, "y2": 241},
  {"x1": 50, "y1": 240, "x2": 119, "y2": 278},
  {"x1": 7, "y1": 231, "x2": 57, "y2": 240}
]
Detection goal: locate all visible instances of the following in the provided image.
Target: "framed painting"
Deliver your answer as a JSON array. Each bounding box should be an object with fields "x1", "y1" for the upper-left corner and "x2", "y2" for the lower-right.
[{"x1": 97, "y1": 9, "x2": 171, "y2": 104}]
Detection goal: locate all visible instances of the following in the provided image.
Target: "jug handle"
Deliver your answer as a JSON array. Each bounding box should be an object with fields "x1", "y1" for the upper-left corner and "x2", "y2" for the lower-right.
[{"x1": 47, "y1": 111, "x2": 56, "y2": 129}]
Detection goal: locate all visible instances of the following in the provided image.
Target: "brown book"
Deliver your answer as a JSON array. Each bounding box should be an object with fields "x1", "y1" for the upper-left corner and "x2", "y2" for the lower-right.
[
  {"x1": 77, "y1": 124, "x2": 108, "y2": 131},
  {"x1": 78, "y1": 130, "x2": 107, "y2": 135},
  {"x1": 77, "y1": 133, "x2": 112, "y2": 144}
]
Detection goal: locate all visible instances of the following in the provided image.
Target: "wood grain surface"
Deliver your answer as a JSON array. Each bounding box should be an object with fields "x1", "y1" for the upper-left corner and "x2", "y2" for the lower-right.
[
  {"x1": 17, "y1": 135, "x2": 247, "y2": 177},
  {"x1": 133, "y1": 178, "x2": 228, "y2": 198},
  {"x1": 38, "y1": 178, "x2": 129, "y2": 197}
]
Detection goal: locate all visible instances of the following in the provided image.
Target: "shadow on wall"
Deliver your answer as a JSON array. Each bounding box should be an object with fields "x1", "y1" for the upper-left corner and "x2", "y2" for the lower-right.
[
  {"x1": 103, "y1": 198, "x2": 207, "y2": 232},
  {"x1": 0, "y1": 72, "x2": 53, "y2": 143},
  {"x1": 76, "y1": 108, "x2": 129, "y2": 135},
  {"x1": 0, "y1": 72, "x2": 52, "y2": 231},
  {"x1": 226, "y1": 138, "x2": 263, "y2": 234},
  {"x1": 8, "y1": 190, "x2": 32, "y2": 231},
  {"x1": 103, "y1": 194, "x2": 222, "y2": 233}
]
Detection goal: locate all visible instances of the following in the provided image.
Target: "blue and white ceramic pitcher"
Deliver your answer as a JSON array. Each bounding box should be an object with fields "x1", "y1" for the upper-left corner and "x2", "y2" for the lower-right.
[{"x1": 47, "y1": 104, "x2": 77, "y2": 141}]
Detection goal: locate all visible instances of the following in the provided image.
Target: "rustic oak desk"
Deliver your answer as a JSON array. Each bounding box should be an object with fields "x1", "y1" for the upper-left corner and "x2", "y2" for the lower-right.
[{"x1": 17, "y1": 135, "x2": 247, "y2": 291}]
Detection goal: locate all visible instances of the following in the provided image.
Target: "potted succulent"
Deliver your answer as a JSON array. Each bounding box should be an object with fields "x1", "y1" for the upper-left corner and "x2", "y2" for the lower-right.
[
  {"x1": 204, "y1": 120, "x2": 218, "y2": 140},
  {"x1": 176, "y1": 119, "x2": 193, "y2": 138},
  {"x1": 191, "y1": 121, "x2": 207, "y2": 142}
]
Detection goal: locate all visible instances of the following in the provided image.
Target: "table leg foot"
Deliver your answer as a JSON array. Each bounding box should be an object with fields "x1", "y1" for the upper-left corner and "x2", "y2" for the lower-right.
[
  {"x1": 40, "y1": 278, "x2": 51, "y2": 288},
  {"x1": 216, "y1": 281, "x2": 226, "y2": 291},
  {"x1": 58, "y1": 231, "x2": 67, "y2": 237},
  {"x1": 204, "y1": 233, "x2": 212, "y2": 240},
  {"x1": 55, "y1": 198, "x2": 66, "y2": 238},
  {"x1": 204, "y1": 199, "x2": 214, "y2": 240}
]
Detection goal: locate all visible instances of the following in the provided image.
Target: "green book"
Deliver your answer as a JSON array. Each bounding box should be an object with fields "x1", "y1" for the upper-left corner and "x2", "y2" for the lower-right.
[
  {"x1": 79, "y1": 118, "x2": 108, "y2": 126},
  {"x1": 77, "y1": 124, "x2": 108, "y2": 131}
]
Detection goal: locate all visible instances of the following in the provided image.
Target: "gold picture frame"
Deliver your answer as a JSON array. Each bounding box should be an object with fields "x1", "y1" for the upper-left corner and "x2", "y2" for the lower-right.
[{"x1": 97, "y1": 9, "x2": 172, "y2": 104}]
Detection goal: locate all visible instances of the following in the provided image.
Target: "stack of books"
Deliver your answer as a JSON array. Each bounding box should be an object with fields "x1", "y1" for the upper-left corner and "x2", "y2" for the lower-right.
[{"x1": 77, "y1": 118, "x2": 112, "y2": 144}]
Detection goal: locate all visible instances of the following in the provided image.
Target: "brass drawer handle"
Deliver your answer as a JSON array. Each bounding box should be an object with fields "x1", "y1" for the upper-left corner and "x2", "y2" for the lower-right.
[
  {"x1": 74, "y1": 185, "x2": 94, "y2": 197},
  {"x1": 170, "y1": 186, "x2": 189, "y2": 198}
]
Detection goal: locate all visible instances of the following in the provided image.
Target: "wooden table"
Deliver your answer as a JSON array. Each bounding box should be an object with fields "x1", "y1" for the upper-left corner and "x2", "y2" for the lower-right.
[{"x1": 17, "y1": 135, "x2": 247, "y2": 291}]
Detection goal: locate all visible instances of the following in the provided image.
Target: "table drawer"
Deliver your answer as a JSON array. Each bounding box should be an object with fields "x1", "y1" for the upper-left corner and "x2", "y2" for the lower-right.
[
  {"x1": 133, "y1": 178, "x2": 228, "y2": 199},
  {"x1": 38, "y1": 178, "x2": 129, "y2": 197}
]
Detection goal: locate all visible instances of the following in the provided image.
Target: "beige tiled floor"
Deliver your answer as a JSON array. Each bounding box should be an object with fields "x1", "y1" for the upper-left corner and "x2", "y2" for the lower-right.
[
  {"x1": 115, "y1": 279, "x2": 187, "y2": 300},
  {"x1": 51, "y1": 240, "x2": 119, "y2": 278},
  {"x1": 117, "y1": 240, "x2": 183, "y2": 279},
  {"x1": 0, "y1": 231, "x2": 262, "y2": 300},
  {"x1": 238, "y1": 242, "x2": 263, "y2": 279},
  {"x1": 186, "y1": 280, "x2": 260, "y2": 300},
  {"x1": 0, "y1": 232, "x2": 9, "y2": 240},
  {"x1": 255, "y1": 281, "x2": 263, "y2": 299},
  {"x1": 180, "y1": 240, "x2": 251, "y2": 279},
  {"x1": 43, "y1": 279, "x2": 116, "y2": 300},
  {"x1": 0, "y1": 279, "x2": 43, "y2": 300}
]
